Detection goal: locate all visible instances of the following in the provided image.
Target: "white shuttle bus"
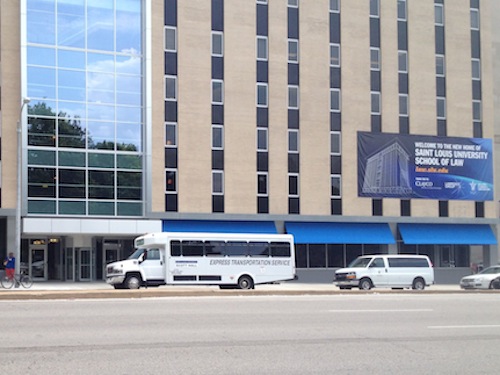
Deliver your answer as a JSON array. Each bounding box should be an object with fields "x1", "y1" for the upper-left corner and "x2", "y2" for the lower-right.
[{"x1": 106, "y1": 232, "x2": 296, "y2": 290}]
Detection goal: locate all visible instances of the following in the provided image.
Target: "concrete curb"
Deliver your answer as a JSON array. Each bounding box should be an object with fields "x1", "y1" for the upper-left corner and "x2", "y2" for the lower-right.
[{"x1": 0, "y1": 287, "x2": 497, "y2": 300}]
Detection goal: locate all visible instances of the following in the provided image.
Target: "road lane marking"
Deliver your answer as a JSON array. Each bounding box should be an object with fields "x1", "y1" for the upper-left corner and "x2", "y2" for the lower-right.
[
  {"x1": 429, "y1": 325, "x2": 500, "y2": 329},
  {"x1": 329, "y1": 309, "x2": 433, "y2": 313}
]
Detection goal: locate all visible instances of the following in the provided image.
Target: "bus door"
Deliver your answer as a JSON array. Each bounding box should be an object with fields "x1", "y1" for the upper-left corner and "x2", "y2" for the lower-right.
[{"x1": 141, "y1": 248, "x2": 164, "y2": 282}]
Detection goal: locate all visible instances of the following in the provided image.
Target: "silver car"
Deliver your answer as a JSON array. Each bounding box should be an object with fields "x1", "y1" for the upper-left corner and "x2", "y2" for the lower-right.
[{"x1": 460, "y1": 266, "x2": 500, "y2": 289}]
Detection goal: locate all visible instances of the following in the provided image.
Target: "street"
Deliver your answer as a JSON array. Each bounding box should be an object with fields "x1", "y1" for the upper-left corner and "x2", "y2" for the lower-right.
[{"x1": 1, "y1": 293, "x2": 499, "y2": 374}]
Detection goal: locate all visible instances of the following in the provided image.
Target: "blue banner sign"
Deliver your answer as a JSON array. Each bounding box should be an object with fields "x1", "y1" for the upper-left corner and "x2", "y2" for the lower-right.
[{"x1": 358, "y1": 132, "x2": 493, "y2": 201}]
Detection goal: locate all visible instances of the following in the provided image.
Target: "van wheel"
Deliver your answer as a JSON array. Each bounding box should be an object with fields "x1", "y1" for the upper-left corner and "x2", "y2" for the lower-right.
[
  {"x1": 238, "y1": 275, "x2": 254, "y2": 290},
  {"x1": 125, "y1": 275, "x2": 142, "y2": 290},
  {"x1": 359, "y1": 278, "x2": 372, "y2": 290},
  {"x1": 412, "y1": 277, "x2": 425, "y2": 290}
]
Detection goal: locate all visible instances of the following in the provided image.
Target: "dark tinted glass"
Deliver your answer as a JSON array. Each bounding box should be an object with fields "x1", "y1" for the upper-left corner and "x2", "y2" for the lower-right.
[
  {"x1": 397, "y1": 21, "x2": 407, "y2": 50},
  {"x1": 371, "y1": 115, "x2": 381, "y2": 133},
  {"x1": 257, "y1": 4, "x2": 268, "y2": 36},
  {"x1": 473, "y1": 121, "x2": 482, "y2": 138},
  {"x1": 257, "y1": 61, "x2": 268, "y2": 83},
  {"x1": 370, "y1": 18, "x2": 380, "y2": 47},
  {"x1": 205, "y1": 241, "x2": 224, "y2": 256},
  {"x1": 289, "y1": 197, "x2": 299, "y2": 214},
  {"x1": 212, "y1": 104, "x2": 224, "y2": 125},
  {"x1": 165, "y1": 194, "x2": 178, "y2": 212},
  {"x1": 437, "y1": 119, "x2": 447, "y2": 136},
  {"x1": 439, "y1": 200, "x2": 448, "y2": 217},
  {"x1": 211, "y1": 0, "x2": 224, "y2": 31},
  {"x1": 288, "y1": 153, "x2": 299, "y2": 173},
  {"x1": 165, "y1": 101, "x2": 177, "y2": 122},
  {"x1": 400, "y1": 199, "x2": 411, "y2": 216},
  {"x1": 472, "y1": 80, "x2": 482, "y2": 100},
  {"x1": 248, "y1": 242, "x2": 269, "y2": 257},
  {"x1": 327, "y1": 244, "x2": 344, "y2": 267},
  {"x1": 436, "y1": 76, "x2": 446, "y2": 97},
  {"x1": 212, "y1": 150, "x2": 224, "y2": 170},
  {"x1": 165, "y1": 148, "x2": 177, "y2": 168},
  {"x1": 257, "y1": 107, "x2": 268, "y2": 127},
  {"x1": 257, "y1": 197, "x2": 269, "y2": 214},
  {"x1": 271, "y1": 242, "x2": 291, "y2": 257},
  {"x1": 295, "y1": 244, "x2": 307, "y2": 268},
  {"x1": 164, "y1": 0, "x2": 177, "y2": 26},
  {"x1": 435, "y1": 26, "x2": 445, "y2": 54},
  {"x1": 372, "y1": 199, "x2": 382, "y2": 216},
  {"x1": 212, "y1": 195, "x2": 224, "y2": 212},
  {"x1": 182, "y1": 241, "x2": 204, "y2": 256},
  {"x1": 329, "y1": 13, "x2": 340, "y2": 43},
  {"x1": 288, "y1": 7, "x2": 299, "y2": 39},
  {"x1": 257, "y1": 152, "x2": 268, "y2": 172},
  {"x1": 165, "y1": 52, "x2": 177, "y2": 75},
  {"x1": 387, "y1": 257, "x2": 429, "y2": 267},
  {"x1": 330, "y1": 67, "x2": 341, "y2": 89},
  {"x1": 288, "y1": 63, "x2": 299, "y2": 85},
  {"x1": 370, "y1": 70, "x2": 380, "y2": 91},
  {"x1": 288, "y1": 109, "x2": 299, "y2": 129},
  {"x1": 330, "y1": 155, "x2": 341, "y2": 174},
  {"x1": 171, "y1": 240, "x2": 181, "y2": 256},
  {"x1": 398, "y1": 73, "x2": 408, "y2": 94},
  {"x1": 475, "y1": 202, "x2": 484, "y2": 218},
  {"x1": 212, "y1": 57, "x2": 224, "y2": 80},
  {"x1": 399, "y1": 116, "x2": 409, "y2": 134},
  {"x1": 471, "y1": 30, "x2": 480, "y2": 59},
  {"x1": 330, "y1": 112, "x2": 341, "y2": 131},
  {"x1": 331, "y1": 198, "x2": 342, "y2": 215}
]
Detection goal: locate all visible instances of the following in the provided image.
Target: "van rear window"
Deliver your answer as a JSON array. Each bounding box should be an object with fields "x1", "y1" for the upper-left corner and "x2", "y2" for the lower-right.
[{"x1": 388, "y1": 258, "x2": 429, "y2": 268}]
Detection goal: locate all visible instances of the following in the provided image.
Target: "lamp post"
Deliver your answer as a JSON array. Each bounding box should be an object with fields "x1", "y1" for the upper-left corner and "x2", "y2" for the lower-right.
[{"x1": 15, "y1": 97, "x2": 31, "y2": 275}]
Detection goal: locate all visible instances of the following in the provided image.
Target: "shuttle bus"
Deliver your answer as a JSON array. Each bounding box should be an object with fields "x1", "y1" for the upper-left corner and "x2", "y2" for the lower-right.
[{"x1": 106, "y1": 232, "x2": 296, "y2": 289}]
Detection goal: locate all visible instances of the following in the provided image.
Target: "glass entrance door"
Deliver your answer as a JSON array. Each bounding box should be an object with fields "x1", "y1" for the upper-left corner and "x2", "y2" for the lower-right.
[
  {"x1": 103, "y1": 245, "x2": 120, "y2": 280},
  {"x1": 30, "y1": 246, "x2": 47, "y2": 281},
  {"x1": 79, "y1": 249, "x2": 92, "y2": 281}
]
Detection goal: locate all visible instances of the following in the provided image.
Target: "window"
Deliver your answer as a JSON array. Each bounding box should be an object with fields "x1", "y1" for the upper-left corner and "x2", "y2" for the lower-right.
[
  {"x1": 165, "y1": 76, "x2": 177, "y2": 100},
  {"x1": 257, "y1": 83, "x2": 268, "y2": 107},
  {"x1": 212, "y1": 171, "x2": 224, "y2": 194},
  {"x1": 257, "y1": 173, "x2": 268, "y2": 195},
  {"x1": 289, "y1": 174, "x2": 299, "y2": 196},
  {"x1": 288, "y1": 130, "x2": 299, "y2": 152},
  {"x1": 473, "y1": 100, "x2": 481, "y2": 121},
  {"x1": 212, "y1": 32, "x2": 223, "y2": 56},
  {"x1": 470, "y1": 8, "x2": 479, "y2": 30},
  {"x1": 371, "y1": 92, "x2": 381, "y2": 114},
  {"x1": 166, "y1": 170, "x2": 177, "y2": 192},
  {"x1": 434, "y1": 4, "x2": 444, "y2": 26},
  {"x1": 330, "y1": 131, "x2": 340, "y2": 154},
  {"x1": 370, "y1": 48, "x2": 380, "y2": 70},
  {"x1": 329, "y1": 0, "x2": 340, "y2": 13},
  {"x1": 331, "y1": 175, "x2": 341, "y2": 197},
  {"x1": 330, "y1": 89, "x2": 340, "y2": 112},
  {"x1": 288, "y1": 39, "x2": 299, "y2": 63},
  {"x1": 472, "y1": 59, "x2": 480, "y2": 80},
  {"x1": 212, "y1": 80, "x2": 224, "y2": 104},
  {"x1": 370, "y1": 0, "x2": 379, "y2": 17},
  {"x1": 397, "y1": 0, "x2": 407, "y2": 21},
  {"x1": 330, "y1": 43, "x2": 340, "y2": 67},
  {"x1": 437, "y1": 97, "x2": 446, "y2": 119},
  {"x1": 166, "y1": 123, "x2": 177, "y2": 147},
  {"x1": 398, "y1": 51, "x2": 407, "y2": 73},
  {"x1": 399, "y1": 94, "x2": 408, "y2": 116},
  {"x1": 288, "y1": 0, "x2": 298, "y2": 7},
  {"x1": 288, "y1": 86, "x2": 299, "y2": 108},
  {"x1": 257, "y1": 128, "x2": 268, "y2": 151},
  {"x1": 257, "y1": 36, "x2": 268, "y2": 60},
  {"x1": 165, "y1": 27, "x2": 177, "y2": 52},
  {"x1": 212, "y1": 125, "x2": 224, "y2": 149},
  {"x1": 436, "y1": 55, "x2": 445, "y2": 76}
]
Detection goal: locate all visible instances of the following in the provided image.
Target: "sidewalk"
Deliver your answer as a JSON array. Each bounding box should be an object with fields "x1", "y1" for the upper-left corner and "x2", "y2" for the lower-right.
[{"x1": 0, "y1": 280, "x2": 473, "y2": 301}]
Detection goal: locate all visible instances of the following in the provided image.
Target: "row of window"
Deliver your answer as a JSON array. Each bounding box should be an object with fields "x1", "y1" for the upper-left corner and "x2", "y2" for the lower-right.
[{"x1": 170, "y1": 240, "x2": 292, "y2": 258}]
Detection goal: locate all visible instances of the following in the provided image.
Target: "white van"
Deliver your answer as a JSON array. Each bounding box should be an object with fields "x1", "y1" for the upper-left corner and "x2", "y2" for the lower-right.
[{"x1": 333, "y1": 254, "x2": 434, "y2": 290}]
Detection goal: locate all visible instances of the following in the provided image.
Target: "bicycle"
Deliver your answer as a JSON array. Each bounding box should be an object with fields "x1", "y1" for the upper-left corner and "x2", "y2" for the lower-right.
[{"x1": 1, "y1": 272, "x2": 33, "y2": 289}]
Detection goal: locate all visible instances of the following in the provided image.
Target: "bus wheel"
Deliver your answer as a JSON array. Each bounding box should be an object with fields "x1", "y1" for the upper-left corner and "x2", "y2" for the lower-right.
[
  {"x1": 238, "y1": 275, "x2": 254, "y2": 290},
  {"x1": 125, "y1": 275, "x2": 142, "y2": 290}
]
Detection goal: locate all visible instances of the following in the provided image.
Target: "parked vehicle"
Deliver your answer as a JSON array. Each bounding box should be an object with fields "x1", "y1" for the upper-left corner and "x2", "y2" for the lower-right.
[
  {"x1": 459, "y1": 265, "x2": 500, "y2": 289},
  {"x1": 106, "y1": 232, "x2": 296, "y2": 290},
  {"x1": 333, "y1": 254, "x2": 434, "y2": 290}
]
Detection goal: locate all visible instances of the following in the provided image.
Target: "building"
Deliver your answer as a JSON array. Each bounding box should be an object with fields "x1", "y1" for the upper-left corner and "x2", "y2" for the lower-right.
[{"x1": 0, "y1": 0, "x2": 497, "y2": 284}]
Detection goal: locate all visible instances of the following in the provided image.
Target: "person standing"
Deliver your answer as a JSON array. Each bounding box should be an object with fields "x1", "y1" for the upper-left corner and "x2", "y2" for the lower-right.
[{"x1": 3, "y1": 252, "x2": 15, "y2": 281}]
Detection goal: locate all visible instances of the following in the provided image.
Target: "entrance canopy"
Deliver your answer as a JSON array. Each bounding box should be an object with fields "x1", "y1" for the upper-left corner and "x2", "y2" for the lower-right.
[
  {"x1": 285, "y1": 222, "x2": 395, "y2": 244},
  {"x1": 398, "y1": 224, "x2": 497, "y2": 245},
  {"x1": 162, "y1": 220, "x2": 277, "y2": 234}
]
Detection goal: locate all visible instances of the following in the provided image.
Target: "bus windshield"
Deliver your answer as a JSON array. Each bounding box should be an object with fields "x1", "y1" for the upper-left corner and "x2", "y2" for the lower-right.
[{"x1": 127, "y1": 248, "x2": 145, "y2": 260}]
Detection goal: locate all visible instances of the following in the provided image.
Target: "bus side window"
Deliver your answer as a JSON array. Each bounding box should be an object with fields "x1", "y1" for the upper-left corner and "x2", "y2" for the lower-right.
[
  {"x1": 248, "y1": 242, "x2": 269, "y2": 257},
  {"x1": 270, "y1": 242, "x2": 291, "y2": 257},
  {"x1": 171, "y1": 241, "x2": 181, "y2": 256},
  {"x1": 205, "y1": 241, "x2": 225, "y2": 256},
  {"x1": 224, "y1": 241, "x2": 248, "y2": 256},
  {"x1": 182, "y1": 241, "x2": 204, "y2": 256}
]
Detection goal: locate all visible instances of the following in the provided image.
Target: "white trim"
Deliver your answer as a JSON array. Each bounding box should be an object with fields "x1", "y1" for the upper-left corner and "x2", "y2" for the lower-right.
[
  {"x1": 211, "y1": 31, "x2": 224, "y2": 57},
  {"x1": 330, "y1": 175, "x2": 341, "y2": 198},
  {"x1": 164, "y1": 26, "x2": 177, "y2": 52},
  {"x1": 257, "y1": 172, "x2": 269, "y2": 196},
  {"x1": 257, "y1": 36, "x2": 268, "y2": 61},
  {"x1": 288, "y1": 39, "x2": 299, "y2": 63},
  {"x1": 23, "y1": 218, "x2": 162, "y2": 235},
  {"x1": 257, "y1": 127, "x2": 268, "y2": 151},
  {"x1": 257, "y1": 83, "x2": 269, "y2": 107}
]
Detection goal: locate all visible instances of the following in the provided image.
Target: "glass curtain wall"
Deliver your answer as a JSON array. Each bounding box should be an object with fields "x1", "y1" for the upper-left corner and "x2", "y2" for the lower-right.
[{"x1": 25, "y1": 0, "x2": 144, "y2": 216}]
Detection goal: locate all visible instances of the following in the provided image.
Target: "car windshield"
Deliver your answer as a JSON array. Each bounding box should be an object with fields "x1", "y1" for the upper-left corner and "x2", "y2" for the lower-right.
[
  {"x1": 127, "y1": 248, "x2": 145, "y2": 260},
  {"x1": 479, "y1": 267, "x2": 500, "y2": 275},
  {"x1": 348, "y1": 257, "x2": 372, "y2": 268}
]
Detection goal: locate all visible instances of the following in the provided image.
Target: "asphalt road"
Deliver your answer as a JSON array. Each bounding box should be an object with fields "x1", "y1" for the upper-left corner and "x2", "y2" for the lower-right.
[{"x1": 1, "y1": 293, "x2": 499, "y2": 374}]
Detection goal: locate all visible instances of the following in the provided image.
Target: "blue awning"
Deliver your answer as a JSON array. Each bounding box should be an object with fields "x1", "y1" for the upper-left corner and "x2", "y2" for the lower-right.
[
  {"x1": 398, "y1": 224, "x2": 497, "y2": 245},
  {"x1": 162, "y1": 220, "x2": 277, "y2": 234},
  {"x1": 285, "y1": 222, "x2": 395, "y2": 244}
]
